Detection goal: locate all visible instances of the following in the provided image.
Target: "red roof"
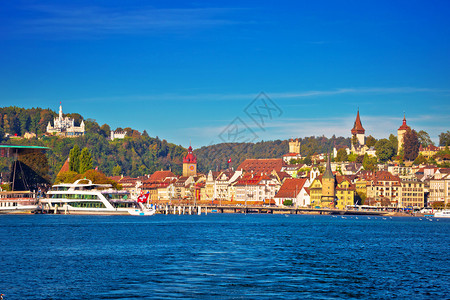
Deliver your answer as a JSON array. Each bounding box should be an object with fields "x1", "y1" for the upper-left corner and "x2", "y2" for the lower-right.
[
  {"x1": 419, "y1": 144, "x2": 439, "y2": 151},
  {"x1": 283, "y1": 153, "x2": 300, "y2": 157},
  {"x1": 275, "y1": 178, "x2": 308, "y2": 198},
  {"x1": 351, "y1": 110, "x2": 365, "y2": 135},
  {"x1": 237, "y1": 159, "x2": 283, "y2": 173},
  {"x1": 183, "y1": 146, "x2": 197, "y2": 163},
  {"x1": 148, "y1": 170, "x2": 176, "y2": 182},
  {"x1": 57, "y1": 158, "x2": 70, "y2": 177},
  {"x1": 398, "y1": 116, "x2": 410, "y2": 131},
  {"x1": 372, "y1": 171, "x2": 401, "y2": 184}
]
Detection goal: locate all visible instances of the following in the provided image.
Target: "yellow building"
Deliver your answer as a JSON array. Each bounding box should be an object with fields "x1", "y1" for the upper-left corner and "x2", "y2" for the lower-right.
[
  {"x1": 309, "y1": 177, "x2": 323, "y2": 207},
  {"x1": 335, "y1": 177, "x2": 355, "y2": 209}
]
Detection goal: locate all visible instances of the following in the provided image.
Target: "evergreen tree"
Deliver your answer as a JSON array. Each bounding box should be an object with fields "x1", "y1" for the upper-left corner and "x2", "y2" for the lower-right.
[
  {"x1": 69, "y1": 145, "x2": 80, "y2": 173},
  {"x1": 79, "y1": 148, "x2": 93, "y2": 173}
]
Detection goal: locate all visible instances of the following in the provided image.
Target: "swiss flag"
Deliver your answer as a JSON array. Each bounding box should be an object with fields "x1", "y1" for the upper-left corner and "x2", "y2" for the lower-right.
[
  {"x1": 137, "y1": 192, "x2": 149, "y2": 203},
  {"x1": 227, "y1": 158, "x2": 232, "y2": 164}
]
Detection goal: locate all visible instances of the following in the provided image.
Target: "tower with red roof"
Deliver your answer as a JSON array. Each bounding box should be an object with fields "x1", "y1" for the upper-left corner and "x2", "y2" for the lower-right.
[
  {"x1": 351, "y1": 109, "x2": 366, "y2": 146},
  {"x1": 397, "y1": 114, "x2": 411, "y2": 155},
  {"x1": 182, "y1": 146, "x2": 197, "y2": 177}
]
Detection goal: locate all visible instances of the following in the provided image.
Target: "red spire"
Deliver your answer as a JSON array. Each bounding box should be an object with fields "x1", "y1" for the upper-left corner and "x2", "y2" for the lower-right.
[
  {"x1": 351, "y1": 110, "x2": 365, "y2": 135},
  {"x1": 183, "y1": 146, "x2": 197, "y2": 163},
  {"x1": 398, "y1": 114, "x2": 410, "y2": 131}
]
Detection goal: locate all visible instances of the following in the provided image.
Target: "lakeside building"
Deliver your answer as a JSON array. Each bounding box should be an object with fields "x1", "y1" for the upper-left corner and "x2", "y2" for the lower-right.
[
  {"x1": 366, "y1": 171, "x2": 401, "y2": 207},
  {"x1": 399, "y1": 179, "x2": 425, "y2": 208},
  {"x1": 233, "y1": 173, "x2": 281, "y2": 204},
  {"x1": 429, "y1": 173, "x2": 450, "y2": 206},
  {"x1": 274, "y1": 178, "x2": 310, "y2": 207},
  {"x1": 238, "y1": 158, "x2": 284, "y2": 173},
  {"x1": 47, "y1": 103, "x2": 85, "y2": 137},
  {"x1": 183, "y1": 146, "x2": 197, "y2": 177}
]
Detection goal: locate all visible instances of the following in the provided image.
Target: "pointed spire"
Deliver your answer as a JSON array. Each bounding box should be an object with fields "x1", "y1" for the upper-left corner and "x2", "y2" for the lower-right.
[
  {"x1": 59, "y1": 102, "x2": 63, "y2": 120},
  {"x1": 323, "y1": 152, "x2": 334, "y2": 179},
  {"x1": 351, "y1": 109, "x2": 365, "y2": 135},
  {"x1": 398, "y1": 113, "x2": 410, "y2": 130}
]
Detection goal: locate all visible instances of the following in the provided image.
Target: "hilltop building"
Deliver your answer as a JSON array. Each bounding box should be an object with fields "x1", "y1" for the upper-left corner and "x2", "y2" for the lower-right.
[
  {"x1": 47, "y1": 103, "x2": 85, "y2": 137},
  {"x1": 397, "y1": 114, "x2": 411, "y2": 155},
  {"x1": 183, "y1": 146, "x2": 197, "y2": 177},
  {"x1": 283, "y1": 139, "x2": 302, "y2": 163},
  {"x1": 350, "y1": 110, "x2": 371, "y2": 156},
  {"x1": 110, "y1": 130, "x2": 126, "y2": 141}
]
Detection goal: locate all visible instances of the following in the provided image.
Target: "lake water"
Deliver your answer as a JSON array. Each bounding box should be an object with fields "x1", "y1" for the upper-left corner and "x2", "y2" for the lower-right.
[{"x1": 0, "y1": 214, "x2": 449, "y2": 299}]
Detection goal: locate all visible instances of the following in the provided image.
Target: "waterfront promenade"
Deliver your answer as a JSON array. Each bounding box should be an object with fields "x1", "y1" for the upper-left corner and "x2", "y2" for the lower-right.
[{"x1": 152, "y1": 204, "x2": 392, "y2": 216}]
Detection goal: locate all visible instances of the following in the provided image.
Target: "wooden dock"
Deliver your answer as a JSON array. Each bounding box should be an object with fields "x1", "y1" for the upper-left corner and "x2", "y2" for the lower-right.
[{"x1": 154, "y1": 205, "x2": 390, "y2": 216}]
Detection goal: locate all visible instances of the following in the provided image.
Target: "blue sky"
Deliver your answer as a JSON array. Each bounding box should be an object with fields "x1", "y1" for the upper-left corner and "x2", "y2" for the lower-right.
[{"x1": 1, "y1": 0, "x2": 449, "y2": 148}]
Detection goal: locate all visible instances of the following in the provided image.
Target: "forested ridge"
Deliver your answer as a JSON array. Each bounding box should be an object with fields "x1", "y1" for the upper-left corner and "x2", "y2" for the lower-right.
[
  {"x1": 0, "y1": 106, "x2": 354, "y2": 180},
  {"x1": 3, "y1": 106, "x2": 448, "y2": 182}
]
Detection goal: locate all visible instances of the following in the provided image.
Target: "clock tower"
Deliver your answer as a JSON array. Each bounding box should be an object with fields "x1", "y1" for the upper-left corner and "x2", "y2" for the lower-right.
[{"x1": 183, "y1": 146, "x2": 197, "y2": 177}]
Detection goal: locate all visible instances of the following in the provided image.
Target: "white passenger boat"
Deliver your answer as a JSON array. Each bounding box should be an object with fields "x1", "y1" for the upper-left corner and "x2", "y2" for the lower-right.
[
  {"x1": 434, "y1": 210, "x2": 450, "y2": 218},
  {"x1": 40, "y1": 179, "x2": 155, "y2": 216},
  {"x1": 0, "y1": 190, "x2": 38, "y2": 213}
]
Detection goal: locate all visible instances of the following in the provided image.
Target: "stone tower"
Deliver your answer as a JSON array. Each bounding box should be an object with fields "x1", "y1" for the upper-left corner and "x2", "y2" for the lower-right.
[
  {"x1": 397, "y1": 114, "x2": 410, "y2": 155},
  {"x1": 321, "y1": 153, "x2": 336, "y2": 208},
  {"x1": 289, "y1": 138, "x2": 301, "y2": 154},
  {"x1": 351, "y1": 110, "x2": 365, "y2": 146},
  {"x1": 182, "y1": 146, "x2": 197, "y2": 177}
]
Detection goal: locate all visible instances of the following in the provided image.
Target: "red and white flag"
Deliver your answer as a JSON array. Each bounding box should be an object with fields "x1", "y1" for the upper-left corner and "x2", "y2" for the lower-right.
[
  {"x1": 227, "y1": 158, "x2": 232, "y2": 164},
  {"x1": 137, "y1": 192, "x2": 149, "y2": 203}
]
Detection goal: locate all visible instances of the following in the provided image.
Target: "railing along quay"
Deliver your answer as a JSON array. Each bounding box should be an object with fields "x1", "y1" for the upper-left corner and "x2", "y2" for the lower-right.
[{"x1": 153, "y1": 204, "x2": 390, "y2": 216}]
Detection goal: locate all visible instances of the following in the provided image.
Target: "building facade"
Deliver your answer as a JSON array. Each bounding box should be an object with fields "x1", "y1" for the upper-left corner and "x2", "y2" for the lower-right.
[{"x1": 47, "y1": 104, "x2": 85, "y2": 137}]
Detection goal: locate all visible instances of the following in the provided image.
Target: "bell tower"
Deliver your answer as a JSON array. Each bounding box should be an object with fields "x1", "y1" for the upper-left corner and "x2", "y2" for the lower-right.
[
  {"x1": 351, "y1": 109, "x2": 365, "y2": 146},
  {"x1": 321, "y1": 153, "x2": 336, "y2": 208},
  {"x1": 183, "y1": 146, "x2": 197, "y2": 177}
]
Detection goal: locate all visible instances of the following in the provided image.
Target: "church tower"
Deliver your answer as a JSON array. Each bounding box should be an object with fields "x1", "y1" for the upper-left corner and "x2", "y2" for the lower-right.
[
  {"x1": 351, "y1": 110, "x2": 365, "y2": 146},
  {"x1": 321, "y1": 153, "x2": 336, "y2": 208},
  {"x1": 397, "y1": 114, "x2": 411, "y2": 155},
  {"x1": 182, "y1": 146, "x2": 197, "y2": 177},
  {"x1": 289, "y1": 139, "x2": 301, "y2": 154}
]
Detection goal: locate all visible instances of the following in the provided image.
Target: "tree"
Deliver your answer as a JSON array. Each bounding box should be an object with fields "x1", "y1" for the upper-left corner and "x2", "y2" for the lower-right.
[
  {"x1": 388, "y1": 134, "x2": 398, "y2": 154},
  {"x1": 413, "y1": 154, "x2": 427, "y2": 165},
  {"x1": 417, "y1": 130, "x2": 433, "y2": 147},
  {"x1": 403, "y1": 129, "x2": 420, "y2": 161},
  {"x1": 69, "y1": 145, "x2": 80, "y2": 173},
  {"x1": 351, "y1": 135, "x2": 358, "y2": 147},
  {"x1": 112, "y1": 165, "x2": 122, "y2": 176},
  {"x1": 375, "y1": 139, "x2": 395, "y2": 163},
  {"x1": 99, "y1": 124, "x2": 111, "y2": 138},
  {"x1": 363, "y1": 154, "x2": 377, "y2": 171},
  {"x1": 366, "y1": 135, "x2": 377, "y2": 148},
  {"x1": 303, "y1": 156, "x2": 312, "y2": 165},
  {"x1": 335, "y1": 148, "x2": 348, "y2": 162},
  {"x1": 439, "y1": 131, "x2": 450, "y2": 146},
  {"x1": 79, "y1": 148, "x2": 93, "y2": 173},
  {"x1": 356, "y1": 155, "x2": 364, "y2": 164}
]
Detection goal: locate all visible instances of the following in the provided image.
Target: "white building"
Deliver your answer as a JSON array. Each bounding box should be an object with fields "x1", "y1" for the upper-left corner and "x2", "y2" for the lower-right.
[
  {"x1": 47, "y1": 103, "x2": 85, "y2": 137},
  {"x1": 111, "y1": 130, "x2": 126, "y2": 140}
]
